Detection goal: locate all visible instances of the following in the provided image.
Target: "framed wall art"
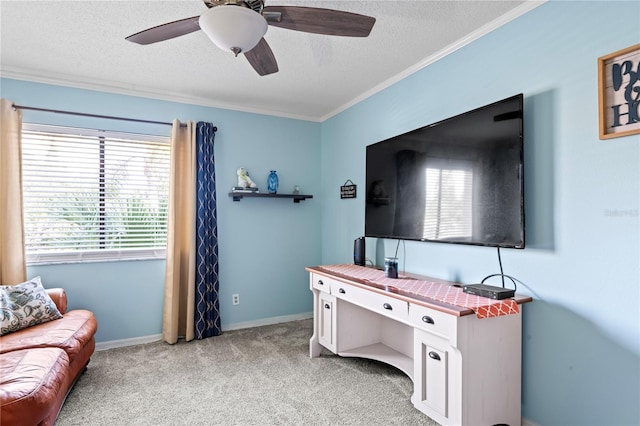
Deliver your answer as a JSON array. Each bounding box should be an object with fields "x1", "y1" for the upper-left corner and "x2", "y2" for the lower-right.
[{"x1": 598, "y1": 43, "x2": 640, "y2": 140}]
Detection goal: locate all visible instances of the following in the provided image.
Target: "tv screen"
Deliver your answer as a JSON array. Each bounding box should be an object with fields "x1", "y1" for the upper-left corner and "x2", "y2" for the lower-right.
[{"x1": 365, "y1": 94, "x2": 524, "y2": 248}]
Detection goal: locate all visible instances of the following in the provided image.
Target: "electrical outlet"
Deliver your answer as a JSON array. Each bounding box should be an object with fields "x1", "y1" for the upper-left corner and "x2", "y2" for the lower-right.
[{"x1": 232, "y1": 294, "x2": 240, "y2": 305}]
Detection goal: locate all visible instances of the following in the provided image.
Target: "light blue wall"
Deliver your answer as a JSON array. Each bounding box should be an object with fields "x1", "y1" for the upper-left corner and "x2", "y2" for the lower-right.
[
  {"x1": 321, "y1": 1, "x2": 639, "y2": 425},
  {"x1": 1, "y1": 78, "x2": 322, "y2": 342},
  {"x1": 2, "y1": 1, "x2": 639, "y2": 424}
]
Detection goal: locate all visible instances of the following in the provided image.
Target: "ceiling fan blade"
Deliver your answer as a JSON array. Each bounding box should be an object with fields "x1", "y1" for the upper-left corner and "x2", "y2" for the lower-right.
[
  {"x1": 263, "y1": 6, "x2": 375, "y2": 37},
  {"x1": 244, "y1": 38, "x2": 279, "y2": 76},
  {"x1": 126, "y1": 16, "x2": 201, "y2": 45}
]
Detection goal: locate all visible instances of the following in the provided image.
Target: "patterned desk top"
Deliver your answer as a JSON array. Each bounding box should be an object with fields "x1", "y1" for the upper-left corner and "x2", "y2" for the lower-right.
[{"x1": 312, "y1": 264, "x2": 530, "y2": 319}]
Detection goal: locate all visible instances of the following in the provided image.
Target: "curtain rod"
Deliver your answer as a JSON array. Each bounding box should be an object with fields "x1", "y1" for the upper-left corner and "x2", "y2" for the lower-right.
[{"x1": 11, "y1": 104, "x2": 204, "y2": 129}]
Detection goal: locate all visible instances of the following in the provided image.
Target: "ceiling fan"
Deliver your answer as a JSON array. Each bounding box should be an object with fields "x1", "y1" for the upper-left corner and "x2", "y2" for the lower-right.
[{"x1": 125, "y1": 0, "x2": 376, "y2": 76}]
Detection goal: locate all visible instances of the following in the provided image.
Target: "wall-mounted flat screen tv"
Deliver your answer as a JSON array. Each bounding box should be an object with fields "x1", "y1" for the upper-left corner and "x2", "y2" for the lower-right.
[{"x1": 365, "y1": 94, "x2": 524, "y2": 249}]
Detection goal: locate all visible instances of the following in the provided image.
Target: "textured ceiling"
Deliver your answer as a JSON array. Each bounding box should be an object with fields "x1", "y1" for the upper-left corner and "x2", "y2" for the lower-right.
[{"x1": 0, "y1": 1, "x2": 541, "y2": 121}]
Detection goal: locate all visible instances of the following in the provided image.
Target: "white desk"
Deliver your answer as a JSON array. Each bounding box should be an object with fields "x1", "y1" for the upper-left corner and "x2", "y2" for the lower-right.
[{"x1": 307, "y1": 265, "x2": 531, "y2": 426}]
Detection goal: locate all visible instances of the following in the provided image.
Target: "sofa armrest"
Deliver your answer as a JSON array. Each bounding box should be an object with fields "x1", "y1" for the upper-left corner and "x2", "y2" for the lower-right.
[{"x1": 46, "y1": 288, "x2": 67, "y2": 314}]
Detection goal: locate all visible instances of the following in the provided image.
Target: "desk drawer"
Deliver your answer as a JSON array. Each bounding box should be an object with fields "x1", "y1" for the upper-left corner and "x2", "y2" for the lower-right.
[
  {"x1": 311, "y1": 273, "x2": 331, "y2": 293},
  {"x1": 409, "y1": 303, "x2": 457, "y2": 340},
  {"x1": 332, "y1": 281, "x2": 409, "y2": 323}
]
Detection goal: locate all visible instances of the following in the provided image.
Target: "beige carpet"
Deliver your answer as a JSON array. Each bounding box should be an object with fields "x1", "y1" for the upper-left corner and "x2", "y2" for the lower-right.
[{"x1": 57, "y1": 319, "x2": 440, "y2": 425}]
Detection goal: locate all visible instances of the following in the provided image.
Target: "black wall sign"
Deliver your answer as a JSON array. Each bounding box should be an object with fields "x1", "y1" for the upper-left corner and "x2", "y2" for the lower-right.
[{"x1": 340, "y1": 180, "x2": 357, "y2": 199}]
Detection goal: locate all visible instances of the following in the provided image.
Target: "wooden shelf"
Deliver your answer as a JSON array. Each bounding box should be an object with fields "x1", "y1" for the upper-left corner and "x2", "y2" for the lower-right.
[{"x1": 229, "y1": 192, "x2": 313, "y2": 203}]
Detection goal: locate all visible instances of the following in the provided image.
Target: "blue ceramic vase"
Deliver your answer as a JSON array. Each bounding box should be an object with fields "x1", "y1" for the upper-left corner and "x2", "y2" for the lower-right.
[{"x1": 267, "y1": 170, "x2": 279, "y2": 194}]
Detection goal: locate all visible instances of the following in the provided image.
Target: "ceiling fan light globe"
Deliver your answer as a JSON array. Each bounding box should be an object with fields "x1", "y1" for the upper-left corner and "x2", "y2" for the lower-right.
[{"x1": 199, "y1": 6, "x2": 268, "y2": 55}]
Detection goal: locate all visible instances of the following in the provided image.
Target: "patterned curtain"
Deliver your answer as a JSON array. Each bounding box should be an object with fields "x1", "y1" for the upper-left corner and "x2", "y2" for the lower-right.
[{"x1": 194, "y1": 122, "x2": 221, "y2": 339}]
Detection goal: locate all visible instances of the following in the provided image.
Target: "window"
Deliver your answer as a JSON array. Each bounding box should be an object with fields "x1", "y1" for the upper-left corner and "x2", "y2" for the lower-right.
[
  {"x1": 423, "y1": 163, "x2": 473, "y2": 241},
  {"x1": 21, "y1": 124, "x2": 170, "y2": 264}
]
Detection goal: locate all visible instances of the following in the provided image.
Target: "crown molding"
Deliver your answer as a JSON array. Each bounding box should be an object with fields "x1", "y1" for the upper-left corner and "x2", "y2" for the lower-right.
[
  {"x1": 320, "y1": 0, "x2": 547, "y2": 122},
  {"x1": 0, "y1": 67, "x2": 322, "y2": 122}
]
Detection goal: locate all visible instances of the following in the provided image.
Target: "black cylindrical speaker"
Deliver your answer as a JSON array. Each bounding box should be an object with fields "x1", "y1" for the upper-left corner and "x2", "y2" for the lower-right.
[{"x1": 354, "y1": 237, "x2": 365, "y2": 266}]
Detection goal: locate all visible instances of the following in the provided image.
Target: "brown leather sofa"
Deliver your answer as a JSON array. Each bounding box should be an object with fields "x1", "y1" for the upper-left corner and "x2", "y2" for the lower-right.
[{"x1": 0, "y1": 288, "x2": 97, "y2": 426}]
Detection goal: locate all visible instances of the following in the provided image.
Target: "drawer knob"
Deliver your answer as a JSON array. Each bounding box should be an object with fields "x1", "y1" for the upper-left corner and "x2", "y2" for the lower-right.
[
  {"x1": 428, "y1": 351, "x2": 441, "y2": 361},
  {"x1": 339, "y1": 288, "x2": 346, "y2": 294},
  {"x1": 324, "y1": 303, "x2": 330, "y2": 309},
  {"x1": 383, "y1": 303, "x2": 393, "y2": 310},
  {"x1": 422, "y1": 315, "x2": 435, "y2": 324},
  {"x1": 318, "y1": 280, "x2": 324, "y2": 285}
]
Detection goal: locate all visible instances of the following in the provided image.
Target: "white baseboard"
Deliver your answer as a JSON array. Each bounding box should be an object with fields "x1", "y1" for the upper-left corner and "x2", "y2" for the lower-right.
[
  {"x1": 95, "y1": 312, "x2": 313, "y2": 351},
  {"x1": 522, "y1": 417, "x2": 538, "y2": 426},
  {"x1": 221, "y1": 312, "x2": 313, "y2": 332},
  {"x1": 95, "y1": 333, "x2": 162, "y2": 351}
]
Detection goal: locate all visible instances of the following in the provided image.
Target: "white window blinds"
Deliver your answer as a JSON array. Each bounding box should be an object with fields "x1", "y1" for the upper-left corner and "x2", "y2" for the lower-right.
[{"x1": 21, "y1": 124, "x2": 170, "y2": 264}]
